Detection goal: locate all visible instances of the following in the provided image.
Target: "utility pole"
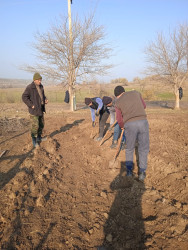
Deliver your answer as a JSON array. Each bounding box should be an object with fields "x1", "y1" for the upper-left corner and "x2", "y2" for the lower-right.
[{"x1": 67, "y1": 0, "x2": 76, "y2": 111}]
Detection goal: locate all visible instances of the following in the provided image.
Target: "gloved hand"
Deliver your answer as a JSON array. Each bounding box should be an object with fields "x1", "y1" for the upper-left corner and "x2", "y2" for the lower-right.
[
  {"x1": 95, "y1": 110, "x2": 100, "y2": 116},
  {"x1": 92, "y1": 121, "x2": 96, "y2": 127}
]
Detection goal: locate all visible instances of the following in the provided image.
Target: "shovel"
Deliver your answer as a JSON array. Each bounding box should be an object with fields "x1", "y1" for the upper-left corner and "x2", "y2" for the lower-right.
[
  {"x1": 100, "y1": 121, "x2": 117, "y2": 146},
  {"x1": 90, "y1": 121, "x2": 98, "y2": 139},
  {"x1": 113, "y1": 128, "x2": 124, "y2": 163}
]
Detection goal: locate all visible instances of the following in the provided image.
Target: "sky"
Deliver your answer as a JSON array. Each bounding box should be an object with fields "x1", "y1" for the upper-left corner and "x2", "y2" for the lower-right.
[{"x1": 0, "y1": 0, "x2": 188, "y2": 82}]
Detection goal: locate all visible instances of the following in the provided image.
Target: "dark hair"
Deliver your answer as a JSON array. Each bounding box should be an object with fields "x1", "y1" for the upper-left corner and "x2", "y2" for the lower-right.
[
  {"x1": 85, "y1": 98, "x2": 92, "y2": 105},
  {"x1": 114, "y1": 86, "x2": 125, "y2": 97},
  {"x1": 102, "y1": 96, "x2": 112, "y2": 105}
]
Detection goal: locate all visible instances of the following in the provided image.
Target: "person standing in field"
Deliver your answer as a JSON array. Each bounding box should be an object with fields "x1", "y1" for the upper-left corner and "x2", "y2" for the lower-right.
[
  {"x1": 85, "y1": 97, "x2": 110, "y2": 141},
  {"x1": 22, "y1": 73, "x2": 48, "y2": 148},
  {"x1": 114, "y1": 85, "x2": 149, "y2": 181}
]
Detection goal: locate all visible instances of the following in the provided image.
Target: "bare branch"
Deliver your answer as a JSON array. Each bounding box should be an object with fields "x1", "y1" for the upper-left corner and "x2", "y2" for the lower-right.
[
  {"x1": 22, "y1": 14, "x2": 113, "y2": 84},
  {"x1": 144, "y1": 23, "x2": 188, "y2": 108}
]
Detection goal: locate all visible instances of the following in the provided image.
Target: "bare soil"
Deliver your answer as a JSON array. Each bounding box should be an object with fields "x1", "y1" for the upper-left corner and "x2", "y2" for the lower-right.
[{"x1": 0, "y1": 103, "x2": 188, "y2": 250}]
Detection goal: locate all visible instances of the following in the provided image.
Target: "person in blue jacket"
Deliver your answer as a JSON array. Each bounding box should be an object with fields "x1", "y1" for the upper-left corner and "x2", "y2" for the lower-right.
[{"x1": 85, "y1": 97, "x2": 110, "y2": 141}]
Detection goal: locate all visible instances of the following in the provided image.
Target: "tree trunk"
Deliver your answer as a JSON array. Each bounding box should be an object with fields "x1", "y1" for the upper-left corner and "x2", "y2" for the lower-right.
[
  {"x1": 69, "y1": 85, "x2": 76, "y2": 111},
  {"x1": 69, "y1": 85, "x2": 73, "y2": 111},
  {"x1": 174, "y1": 85, "x2": 180, "y2": 109}
]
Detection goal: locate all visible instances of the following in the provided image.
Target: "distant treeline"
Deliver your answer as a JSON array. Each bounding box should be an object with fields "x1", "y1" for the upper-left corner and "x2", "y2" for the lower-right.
[
  {"x1": 0, "y1": 79, "x2": 29, "y2": 88},
  {"x1": 0, "y1": 78, "x2": 58, "y2": 88}
]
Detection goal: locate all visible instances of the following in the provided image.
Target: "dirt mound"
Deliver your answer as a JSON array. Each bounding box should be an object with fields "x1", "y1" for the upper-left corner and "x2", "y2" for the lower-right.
[
  {"x1": 0, "y1": 117, "x2": 30, "y2": 136},
  {"x1": 0, "y1": 107, "x2": 188, "y2": 249}
]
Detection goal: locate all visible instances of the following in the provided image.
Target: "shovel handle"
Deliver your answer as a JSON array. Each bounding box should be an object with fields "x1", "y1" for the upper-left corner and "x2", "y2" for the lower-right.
[
  {"x1": 99, "y1": 121, "x2": 117, "y2": 146},
  {"x1": 113, "y1": 128, "x2": 124, "y2": 162}
]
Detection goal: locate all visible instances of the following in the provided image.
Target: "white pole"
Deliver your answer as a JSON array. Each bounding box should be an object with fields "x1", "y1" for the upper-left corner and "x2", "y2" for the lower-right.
[{"x1": 67, "y1": 0, "x2": 76, "y2": 110}]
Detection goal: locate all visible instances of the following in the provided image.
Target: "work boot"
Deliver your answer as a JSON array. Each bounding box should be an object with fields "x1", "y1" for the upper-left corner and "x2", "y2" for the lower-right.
[
  {"x1": 125, "y1": 161, "x2": 133, "y2": 177},
  {"x1": 95, "y1": 136, "x2": 103, "y2": 141},
  {"x1": 36, "y1": 136, "x2": 41, "y2": 145},
  {"x1": 32, "y1": 137, "x2": 38, "y2": 148},
  {"x1": 37, "y1": 136, "x2": 47, "y2": 143},
  {"x1": 127, "y1": 169, "x2": 133, "y2": 177},
  {"x1": 110, "y1": 140, "x2": 118, "y2": 149},
  {"x1": 138, "y1": 171, "x2": 146, "y2": 182}
]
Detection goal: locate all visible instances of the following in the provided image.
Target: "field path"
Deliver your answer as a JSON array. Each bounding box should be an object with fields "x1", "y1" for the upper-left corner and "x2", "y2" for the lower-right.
[{"x1": 0, "y1": 108, "x2": 188, "y2": 249}]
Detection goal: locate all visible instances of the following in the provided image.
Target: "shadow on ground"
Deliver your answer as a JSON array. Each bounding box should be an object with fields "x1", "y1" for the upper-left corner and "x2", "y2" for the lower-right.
[
  {"x1": 49, "y1": 119, "x2": 85, "y2": 137},
  {"x1": 99, "y1": 162, "x2": 146, "y2": 250},
  {"x1": 0, "y1": 149, "x2": 33, "y2": 190}
]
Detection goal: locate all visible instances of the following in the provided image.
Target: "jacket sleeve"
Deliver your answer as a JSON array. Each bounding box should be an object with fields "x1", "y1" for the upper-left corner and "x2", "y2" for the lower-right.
[
  {"x1": 90, "y1": 108, "x2": 95, "y2": 122},
  {"x1": 109, "y1": 108, "x2": 116, "y2": 125},
  {"x1": 115, "y1": 107, "x2": 124, "y2": 128},
  {"x1": 42, "y1": 85, "x2": 47, "y2": 101},
  {"x1": 140, "y1": 94, "x2": 146, "y2": 109},
  {"x1": 96, "y1": 98, "x2": 103, "y2": 112},
  {"x1": 22, "y1": 86, "x2": 33, "y2": 108}
]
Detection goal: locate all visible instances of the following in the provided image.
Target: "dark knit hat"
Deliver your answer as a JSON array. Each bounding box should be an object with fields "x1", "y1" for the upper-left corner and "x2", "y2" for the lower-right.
[
  {"x1": 102, "y1": 96, "x2": 112, "y2": 105},
  {"x1": 33, "y1": 72, "x2": 42, "y2": 81},
  {"x1": 114, "y1": 85, "x2": 125, "y2": 97},
  {"x1": 85, "y1": 98, "x2": 92, "y2": 105}
]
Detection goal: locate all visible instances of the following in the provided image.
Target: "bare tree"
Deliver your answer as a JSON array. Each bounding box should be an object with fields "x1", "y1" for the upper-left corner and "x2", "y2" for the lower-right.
[
  {"x1": 23, "y1": 14, "x2": 113, "y2": 111},
  {"x1": 144, "y1": 23, "x2": 188, "y2": 109}
]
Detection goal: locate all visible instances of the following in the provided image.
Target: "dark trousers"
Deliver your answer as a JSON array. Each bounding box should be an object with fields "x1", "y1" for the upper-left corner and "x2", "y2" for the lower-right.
[
  {"x1": 99, "y1": 111, "x2": 110, "y2": 137},
  {"x1": 30, "y1": 115, "x2": 44, "y2": 138}
]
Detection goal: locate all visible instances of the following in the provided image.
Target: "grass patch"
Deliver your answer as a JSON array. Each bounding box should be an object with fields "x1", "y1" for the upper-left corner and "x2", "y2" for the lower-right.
[
  {"x1": 156, "y1": 92, "x2": 174, "y2": 100},
  {"x1": 0, "y1": 89, "x2": 23, "y2": 103},
  {"x1": 45, "y1": 90, "x2": 64, "y2": 103},
  {"x1": 0, "y1": 85, "x2": 187, "y2": 103}
]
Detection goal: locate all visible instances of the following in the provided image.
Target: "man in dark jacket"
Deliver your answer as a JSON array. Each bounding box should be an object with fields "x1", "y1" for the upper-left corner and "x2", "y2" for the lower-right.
[
  {"x1": 85, "y1": 97, "x2": 110, "y2": 141},
  {"x1": 114, "y1": 85, "x2": 149, "y2": 181},
  {"x1": 22, "y1": 73, "x2": 48, "y2": 147}
]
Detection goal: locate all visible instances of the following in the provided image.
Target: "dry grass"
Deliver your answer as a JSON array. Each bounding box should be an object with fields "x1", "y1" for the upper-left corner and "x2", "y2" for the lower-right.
[{"x1": 0, "y1": 80, "x2": 187, "y2": 103}]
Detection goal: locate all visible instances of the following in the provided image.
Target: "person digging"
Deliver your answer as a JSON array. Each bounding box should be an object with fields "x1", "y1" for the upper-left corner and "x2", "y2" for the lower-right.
[
  {"x1": 102, "y1": 96, "x2": 126, "y2": 149},
  {"x1": 114, "y1": 85, "x2": 149, "y2": 182},
  {"x1": 85, "y1": 97, "x2": 110, "y2": 141}
]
